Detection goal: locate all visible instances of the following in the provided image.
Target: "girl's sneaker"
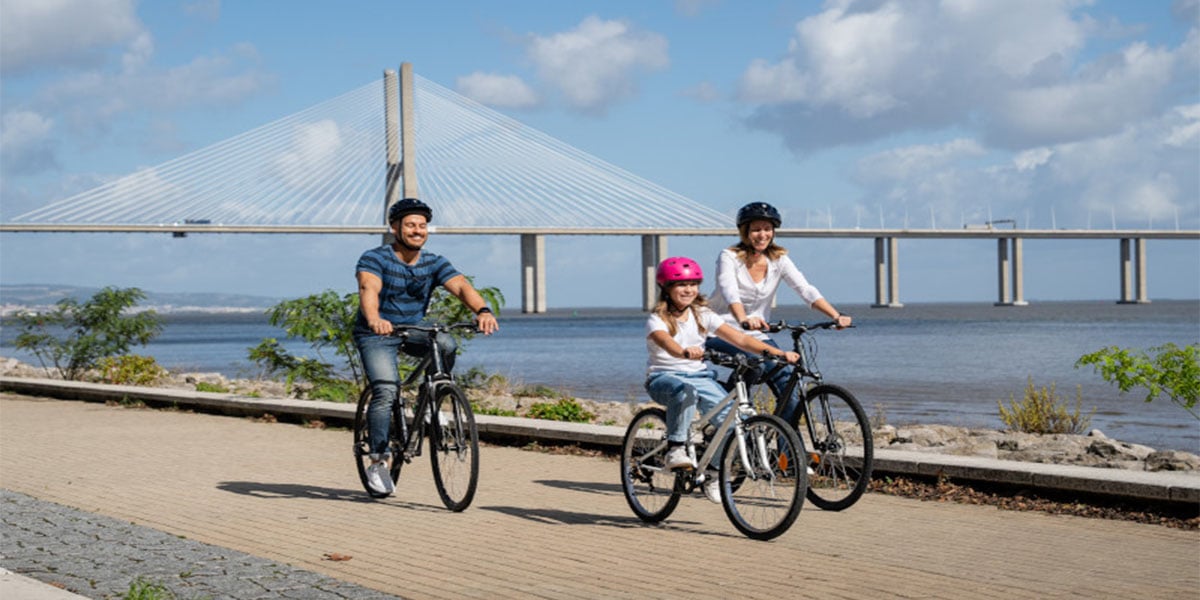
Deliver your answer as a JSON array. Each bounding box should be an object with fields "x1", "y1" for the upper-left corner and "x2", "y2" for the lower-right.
[{"x1": 664, "y1": 446, "x2": 696, "y2": 470}]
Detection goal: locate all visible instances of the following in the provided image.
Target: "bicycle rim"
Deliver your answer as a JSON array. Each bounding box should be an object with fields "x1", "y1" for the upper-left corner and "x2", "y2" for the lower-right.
[
  {"x1": 797, "y1": 384, "x2": 873, "y2": 511},
  {"x1": 720, "y1": 415, "x2": 805, "y2": 540},
  {"x1": 620, "y1": 408, "x2": 681, "y2": 523},
  {"x1": 429, "y1": 385, "x2": 479, "y2": 511}
]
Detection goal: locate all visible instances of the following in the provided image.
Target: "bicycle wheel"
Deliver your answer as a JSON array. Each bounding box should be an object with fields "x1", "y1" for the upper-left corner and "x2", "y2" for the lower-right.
[
  {"x1": 354, "y1": 387, "x2": 403, "y2": 498},
  {"x1": 794, "y1": 384, "x2": 873, "y2": 511},
  {"x1": 429, "y1": 384, "x2": 479, "y2": 512},
  {"x1": 719, "y1": 414, "x2": 806, "y2": 541},
  {"x1": 620, "y1": 408, "x2": 682, "y2": 523}
]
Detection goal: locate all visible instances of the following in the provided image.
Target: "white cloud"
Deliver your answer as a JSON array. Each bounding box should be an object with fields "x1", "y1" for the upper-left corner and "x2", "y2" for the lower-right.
[
  {"x1": 0, "y1": 0, "x2": 143, "y2": 74},
  {"x1": 0, "y1": 110, "x2": 58, "y2": 176},
  {"x1": 456, "y1": 72, "x2": 540, "y2": 109},
  {"x1": 274, "y1": 120, "x2": 343, "y2": 191},
  {"x1": 525, "y1": 16, "x2": 669, "y2": 114},
  {"x1": 738, "y1": 0, "x2": 1196, "y2": 152}
]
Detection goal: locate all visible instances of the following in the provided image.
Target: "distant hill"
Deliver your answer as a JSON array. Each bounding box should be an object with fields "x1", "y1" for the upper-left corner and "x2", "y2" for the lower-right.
[{"x1": 0, "y1": 284, "x2": 284, "y2": 312}]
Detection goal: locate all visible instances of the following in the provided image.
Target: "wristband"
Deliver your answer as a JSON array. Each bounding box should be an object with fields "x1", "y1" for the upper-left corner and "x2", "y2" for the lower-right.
[{"x1": 476, "y1": 307, "x2": 492, "y2": 315}]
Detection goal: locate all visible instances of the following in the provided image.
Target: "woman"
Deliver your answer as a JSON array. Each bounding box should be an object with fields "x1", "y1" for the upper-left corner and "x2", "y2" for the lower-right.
[
  {"x1": 645, "y1": 256, "x2": 798, "y2": 503},
  {"x1": 706, "y1": 202, "x2": 851, "y2": 422}
]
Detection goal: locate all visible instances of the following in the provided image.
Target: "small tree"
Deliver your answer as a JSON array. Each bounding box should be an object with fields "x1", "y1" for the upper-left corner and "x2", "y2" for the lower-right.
[
  {"x1": 13, "y1": 286, "x2": 162, "y2": 381},
  {"x1": 1076, "y1": 343, "x2": 1200, "y2": 420}
]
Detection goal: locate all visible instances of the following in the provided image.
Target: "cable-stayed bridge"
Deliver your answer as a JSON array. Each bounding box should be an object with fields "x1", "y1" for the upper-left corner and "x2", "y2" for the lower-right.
[{"x1": 2, "y1": 64, "x2": 1196, "y2": 310}]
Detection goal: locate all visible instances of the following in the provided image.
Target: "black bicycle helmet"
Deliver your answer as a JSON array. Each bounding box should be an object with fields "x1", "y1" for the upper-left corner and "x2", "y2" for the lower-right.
[
  {"x1": 736, "y1": 202, "x2": 781, "y2": 228},
  {"x1": 388, "y1": 198, "x2": 433, "y2": 224}
]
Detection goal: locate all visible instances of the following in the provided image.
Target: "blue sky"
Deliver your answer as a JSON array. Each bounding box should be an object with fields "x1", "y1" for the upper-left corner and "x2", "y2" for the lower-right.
[{"x1": 1, "y1": 0, "x2": 1198, "y2": 309}]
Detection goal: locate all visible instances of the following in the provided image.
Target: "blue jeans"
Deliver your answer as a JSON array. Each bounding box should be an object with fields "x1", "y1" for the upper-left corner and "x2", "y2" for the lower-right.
[
  {"x1": 704, "y1": 336, "x2": 802, "y2": 424},
  {"x1": 355, "y1": 329, "x2": 458, "y2": 455},
  {"x1": 645, "y1": 370, "x2": 730, "y2": 449}
]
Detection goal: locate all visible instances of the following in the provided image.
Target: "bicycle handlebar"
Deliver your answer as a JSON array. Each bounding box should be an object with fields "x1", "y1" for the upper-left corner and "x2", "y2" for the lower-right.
[
  {"x1": 765, "y1": 320, "x2": 854, "y2": 334},
  {"x1": 386, "y1": 322, "x2": 481, "y2": 337}
]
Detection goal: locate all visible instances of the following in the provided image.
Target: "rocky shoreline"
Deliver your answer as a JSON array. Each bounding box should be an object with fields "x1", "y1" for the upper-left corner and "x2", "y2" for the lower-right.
[{"x1": 3, "y1": 357, "x2": 1198, "y2": 474}]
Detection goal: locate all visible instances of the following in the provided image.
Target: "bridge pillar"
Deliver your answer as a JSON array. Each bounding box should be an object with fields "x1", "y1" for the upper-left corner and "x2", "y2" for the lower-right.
[
  {"x1": 641, "y1": 235, "x2": 668, "y2": 311},
  {"x1": 996, "y1": 238, "x2": 1028, "y2": 306},
  {"x1": 1119, "y1": 238, "x2": 1150, "y2": 304},
  {"x1": 872, "y1": 237, "x2": 902, "y2": 308},
  {"x1": 521, "y1": 234, "x2": 546, "y2": 313}
]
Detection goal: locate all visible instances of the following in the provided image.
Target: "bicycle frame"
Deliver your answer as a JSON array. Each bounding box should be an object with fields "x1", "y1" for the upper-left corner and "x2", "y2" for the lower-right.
[{"x1": 389, "y1": 325, "x2": 467, "y2": 461}]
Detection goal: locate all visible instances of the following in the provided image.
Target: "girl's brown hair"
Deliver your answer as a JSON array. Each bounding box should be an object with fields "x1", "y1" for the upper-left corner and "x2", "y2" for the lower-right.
[{"x1": 653, "y1": 284, "x2": 709, "y2": 337}]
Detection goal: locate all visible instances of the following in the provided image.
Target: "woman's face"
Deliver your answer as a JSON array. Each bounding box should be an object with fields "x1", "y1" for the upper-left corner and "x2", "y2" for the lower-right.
[
  {"x1": 745, "y1": 219, "x2": 775, "y2": 252},
  {"x1": 667, "y1": 280, "x2": 700, "y2": 307}
]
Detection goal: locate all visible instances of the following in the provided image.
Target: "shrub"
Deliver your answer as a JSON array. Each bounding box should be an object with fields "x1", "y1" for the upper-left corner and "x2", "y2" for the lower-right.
[
  {"x1": 1076, "y1": 343, "x2": 1199, "y2": 420},
  {"x1": 307, "y1": 379, "x2": 359, "y2": 403},
  {"x1": 997, "y1": 378, "x2": 1093, "y2": 435},
  {"x1": 527, "y1": 397, "x2": 595, "y2": 423},
  {"x1": 195, "y1": 381, "x2": 228, "y2": 393},
  {"x1": 95, "y1": 354, "x2": 165, "y2": 386},
  {"x1": 13, "y1": 286, "x2": 162, "y2": 381}
]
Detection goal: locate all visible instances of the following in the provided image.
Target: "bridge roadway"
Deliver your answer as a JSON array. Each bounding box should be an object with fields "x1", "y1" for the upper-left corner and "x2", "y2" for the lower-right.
[{"x1": 2, "y1": 393, "x2": 1198, "y2": 599}]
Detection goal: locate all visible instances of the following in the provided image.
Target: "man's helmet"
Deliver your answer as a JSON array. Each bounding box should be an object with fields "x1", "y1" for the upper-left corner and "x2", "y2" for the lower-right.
[
  {"x1": 736, "y1": 202, "x2": 781, "y2": 228},
  {"x1": 656, "y1": 256, "x2": 704, "y2": 286},
  {"x1": 388, "y1": 198, "x2": 433, "y2": 224}
]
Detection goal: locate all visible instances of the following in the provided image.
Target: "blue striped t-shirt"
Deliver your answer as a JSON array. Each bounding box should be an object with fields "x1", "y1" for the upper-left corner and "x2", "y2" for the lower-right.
[{"x1": 355, "y1": 246, "x2": 461, "y2": 331}]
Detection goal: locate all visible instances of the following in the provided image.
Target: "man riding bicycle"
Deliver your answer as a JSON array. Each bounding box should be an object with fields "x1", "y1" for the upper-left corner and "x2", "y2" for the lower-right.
[{"x1": 354, "y1": 197, "x2": 499, "y2": 495}]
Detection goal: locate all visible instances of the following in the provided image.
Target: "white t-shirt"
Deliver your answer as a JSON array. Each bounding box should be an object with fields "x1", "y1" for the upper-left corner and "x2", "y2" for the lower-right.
[
  {"x1": 645, "y1": 307, "x2": 727, "y2": 375},
  {"x1": 708, "y1": 248, "x2": 823, "y2": 340}
]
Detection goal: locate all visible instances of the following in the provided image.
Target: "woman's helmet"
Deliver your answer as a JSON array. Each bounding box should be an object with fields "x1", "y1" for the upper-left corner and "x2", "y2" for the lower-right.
[
  {"x1": 388, "y1": 198, "x2": 433, "y2": 224},
  {"x1": 736, "y1": 202, "x2": 781, "y2": 228},
  {"x1": 656, "y1": 256, "x2": 703, "y2": 286}
]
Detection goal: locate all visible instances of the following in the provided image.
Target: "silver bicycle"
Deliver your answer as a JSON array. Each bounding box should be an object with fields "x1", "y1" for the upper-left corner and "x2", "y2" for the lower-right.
[{"x1": 620, "y1": 351, "x2": 807, "y2": 540}]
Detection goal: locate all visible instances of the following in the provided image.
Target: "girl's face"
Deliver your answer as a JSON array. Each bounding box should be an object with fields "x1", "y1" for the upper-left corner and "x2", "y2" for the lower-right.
[
  {"x1": 745, "y1": 220, "x2": 775, "y2": 252},
  {"x1": 668, "y1": 280, "x2": 700, "y2": 307}
]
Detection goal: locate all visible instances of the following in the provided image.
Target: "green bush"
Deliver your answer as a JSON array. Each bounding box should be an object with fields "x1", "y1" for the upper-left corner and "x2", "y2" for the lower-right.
[
  {"x1": 95, "y1": 354, "x2": 166, "y2": 386},
  {"x1": 1077, "y1": 343, "x2": 1199, "y2": 420},
  {"x1": 13, "y1": 286, "x2": 162, "y2": 381},
  {"x1": 307, "y1": 379, "x2": 359, "y2": 403},
  {"x1": 195, "y1": 381, "x2": 228, "y2": 393},
  {"x1": 997, "y1": 378, "x2": 1093, "y2": 435},
  {"x1": 527, "y1": 397, "x2": 595, "y2": 423}
]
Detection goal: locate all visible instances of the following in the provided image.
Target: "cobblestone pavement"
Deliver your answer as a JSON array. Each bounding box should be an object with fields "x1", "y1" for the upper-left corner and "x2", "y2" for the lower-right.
[
  {"x1": 2, "y1": 395, "x2": 1198, "y2": 599},
  {"x1": 1, "y1": 490, "x2": 404, "y2": 600}
]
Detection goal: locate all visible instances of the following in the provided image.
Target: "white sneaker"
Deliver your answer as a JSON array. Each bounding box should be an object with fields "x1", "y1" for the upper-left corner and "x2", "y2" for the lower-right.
[
  {"x1": 664, "y1": 446, "x2": 696, "y2": 471},
  {"x1": 702, "y1": 470, "x2": 721, "y2": 504},
  {"x1": 366, "y1": 460, "x2": 394, "y2": 495}
]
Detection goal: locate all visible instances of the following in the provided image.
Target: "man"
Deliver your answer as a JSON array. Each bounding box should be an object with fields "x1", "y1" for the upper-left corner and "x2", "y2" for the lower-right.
[{"x1": 354, "y1": 197, "x2": 498, "y2": 495}]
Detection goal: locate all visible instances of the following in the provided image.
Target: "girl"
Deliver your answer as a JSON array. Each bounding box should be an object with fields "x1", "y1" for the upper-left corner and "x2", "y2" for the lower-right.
[{"x1": 644, "y1": 256, "x2": 799, "y2": 502}]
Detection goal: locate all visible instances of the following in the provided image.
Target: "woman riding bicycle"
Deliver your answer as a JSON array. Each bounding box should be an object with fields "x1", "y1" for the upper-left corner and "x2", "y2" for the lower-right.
[
  {"x1": 644, "y1": 256, "x2": 798, "y2": 503},
  {"x1": 354, "y1": 197, "x2": 499, "y2": 495},
  {"x1": 705, "y1": 202, "x2": 851, "y2": 423}
]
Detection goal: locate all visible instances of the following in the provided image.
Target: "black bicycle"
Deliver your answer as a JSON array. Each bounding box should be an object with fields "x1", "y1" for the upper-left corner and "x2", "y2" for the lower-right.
[
  {"x1": 352, "y1": 322, "x2": 480, "y2": 511},
  {"x1": 720, "y1": 321, "x2": 873, "y2": 511}
]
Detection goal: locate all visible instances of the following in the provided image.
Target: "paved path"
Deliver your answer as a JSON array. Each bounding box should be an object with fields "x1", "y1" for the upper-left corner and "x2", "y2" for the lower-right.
[{"x1": 2, "y1": 395, "x2": 1197, "y2": 599}]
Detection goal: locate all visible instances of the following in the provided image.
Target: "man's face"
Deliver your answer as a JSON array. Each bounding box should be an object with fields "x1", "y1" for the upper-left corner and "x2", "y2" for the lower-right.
[{"x1": 395, "y1": 213, "x2": 428, "y2": 249}]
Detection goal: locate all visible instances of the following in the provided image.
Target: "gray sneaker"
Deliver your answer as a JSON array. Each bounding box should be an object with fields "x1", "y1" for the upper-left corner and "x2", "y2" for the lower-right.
[
  {"x1": 664, "y1": 446, "x2": 696, "y2": 471},
  {"x1": 366, "y1": 460, "x2": 394, "y2": 495}
]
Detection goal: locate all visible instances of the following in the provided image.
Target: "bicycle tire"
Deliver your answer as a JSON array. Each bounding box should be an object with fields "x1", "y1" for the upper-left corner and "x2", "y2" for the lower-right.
[
  {"x1": 429, "y1": 384, "x2": 479, "y2": 512},
  {"x1": 719, "y1": 414, "x2": 806, "y2": 541},
  {"x1": 354, "y1": 387, "x2": 403, "y2": 498},
  {"x1": 793, "y1": 384, "x2": 873, "y2": 511},
  {"x1": 620, "y1": 407, "x2": 682, "y2": 523}
]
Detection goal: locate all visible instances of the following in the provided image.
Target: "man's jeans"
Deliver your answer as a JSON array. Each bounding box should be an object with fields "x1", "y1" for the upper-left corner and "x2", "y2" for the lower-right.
[{"x1": 356, "y1": 329, "x2": 458, "y2": 455}]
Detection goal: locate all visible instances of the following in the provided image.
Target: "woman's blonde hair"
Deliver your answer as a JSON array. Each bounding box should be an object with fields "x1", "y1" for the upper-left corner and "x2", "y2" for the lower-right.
[
  {"x1": 653, "y1": 283, "x2": 709, "y2": 337},
  {"x1": 730, "y1": 222, "x2": 787, "y2": 262}
]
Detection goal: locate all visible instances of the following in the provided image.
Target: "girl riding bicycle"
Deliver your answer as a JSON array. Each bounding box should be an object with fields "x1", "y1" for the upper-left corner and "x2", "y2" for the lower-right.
[{"x1": 644, "y1": 256, "x2": 798, "y2": 501}]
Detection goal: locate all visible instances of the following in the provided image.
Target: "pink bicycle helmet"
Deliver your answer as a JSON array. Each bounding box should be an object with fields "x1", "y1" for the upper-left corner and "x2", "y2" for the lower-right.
[{"x1": 656, "y1": 256, "x2": 704, "y2": 286}]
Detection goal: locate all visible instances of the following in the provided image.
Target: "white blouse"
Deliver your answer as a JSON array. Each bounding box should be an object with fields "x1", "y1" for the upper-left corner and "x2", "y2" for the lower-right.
[
  {"x1": 645, "y1": 307, "x2": 726, "y2": 375},
  {"x1": 708, "y1": 248, "x2": 823, "y2": 340}
]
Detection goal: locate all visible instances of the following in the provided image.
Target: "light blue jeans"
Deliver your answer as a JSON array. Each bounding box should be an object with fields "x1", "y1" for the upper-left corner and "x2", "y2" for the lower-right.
[
  {"x1": 644, "y1": 369, "x2": 730, "y2": 447},
  {"x1": 355, "y1": 329, "x2": 458, "y2": 455}
]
